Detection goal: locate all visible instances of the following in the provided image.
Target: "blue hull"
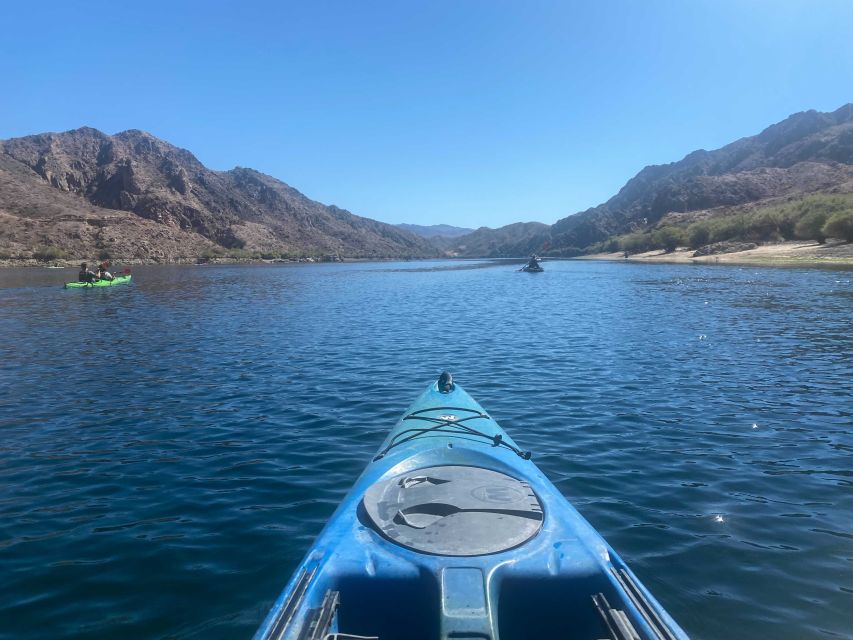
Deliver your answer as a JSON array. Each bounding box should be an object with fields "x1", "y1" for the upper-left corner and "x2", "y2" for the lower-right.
[{"x1": 255, "y1": 376, "x2": 689, "y2": 640}]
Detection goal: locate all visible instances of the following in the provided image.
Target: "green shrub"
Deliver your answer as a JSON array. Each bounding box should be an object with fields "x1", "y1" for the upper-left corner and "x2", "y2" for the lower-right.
[
  {"x1": 795, "y1": 210, "x2": 829, "y2": 243},
  {"x1": 619, "y1": 233, "x2": 652, "y2": 255},
  {"x1": 586, "y1": 239, "x2": 621, "y2": 254},
  {"x1": 822, "y1": 209, "x2": 853, "y2": 242},
  {"x1": 652, "y1": 226, "x2": 685, "y2": 252},
  {"x1": 33, "y1": 245, "x2": 68, "y2": 261},
  {"x1": 224, "y1": 249, "x2": 270, "y2": 260},
  {"x1": 708, "y1": 216, "x2": 746, "y2": 243},
  {"x1": 687, "y1": 223, "x2": 711, "y2": 249},
  {"x1": 773, "y1": 208, "x2": 799, "y2": 240},
  {"x1": 583, "y1": 193, "x2": 853, "y2": 252},
  {"x1": 775, "y1": 194, "x2": 853, "y2": 241},
  {"x1": 744, "y1": 211, "x2": 782, "y2": 242},
  {"x1": 225, "y1": 248, "x2": 256, "y2": 259}
]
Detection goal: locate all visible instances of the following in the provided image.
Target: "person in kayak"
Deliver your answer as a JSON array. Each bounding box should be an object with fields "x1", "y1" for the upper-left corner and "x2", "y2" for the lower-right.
[
  {"x1": 526, "y1": 255, "x2": 541, "y2": 269},
  {"x1": 97, "y1": 261, "x2": 114, "y2": 281},
  {"x1": 78, "y1": 263, "x2": 98, "y2": 283}
]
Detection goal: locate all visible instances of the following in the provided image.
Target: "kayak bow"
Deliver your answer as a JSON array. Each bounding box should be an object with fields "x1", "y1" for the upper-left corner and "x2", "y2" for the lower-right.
[
  {"x1": 64, "y1": 275, "x2": 132, "y2": 289},
  {"x1": 255, "y1": 374, "x2": 689, "y2": 640}
]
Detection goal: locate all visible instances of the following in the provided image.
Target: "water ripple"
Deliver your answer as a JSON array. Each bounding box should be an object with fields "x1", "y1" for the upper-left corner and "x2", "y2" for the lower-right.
[{"x1": 0, "y1": 261, "x2": 851, "y2": 639}]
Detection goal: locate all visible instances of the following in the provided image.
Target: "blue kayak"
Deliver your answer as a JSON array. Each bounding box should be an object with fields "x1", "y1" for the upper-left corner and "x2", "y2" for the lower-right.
[{"x1": 255, "y1": 373, "x2": 688, "y2": 640}]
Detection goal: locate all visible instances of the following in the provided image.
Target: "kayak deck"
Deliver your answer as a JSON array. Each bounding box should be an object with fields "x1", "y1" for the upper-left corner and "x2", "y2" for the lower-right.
[
  {"x1": 255, "y1": 375, "x2": 688, "y2": 640},
  {"x1": 64, "y1": 275, "x2": 132, "y2": 288}
]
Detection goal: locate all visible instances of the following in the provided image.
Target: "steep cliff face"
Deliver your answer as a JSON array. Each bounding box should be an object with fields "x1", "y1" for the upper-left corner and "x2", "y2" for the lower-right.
[
  {"x1": 0, "y1": 128, "x2": 436, "y2": 260},
  {"x1": 0, "y1": 151, "x2": 220, "y2": 262}
]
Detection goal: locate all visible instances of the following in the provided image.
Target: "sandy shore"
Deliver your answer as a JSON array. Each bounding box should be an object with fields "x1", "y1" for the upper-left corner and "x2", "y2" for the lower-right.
[{"x1": 577, "y1": 241, "x2": 853, "y2": 266}]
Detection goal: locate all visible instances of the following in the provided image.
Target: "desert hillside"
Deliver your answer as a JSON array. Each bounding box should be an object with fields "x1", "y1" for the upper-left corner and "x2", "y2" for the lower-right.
[{"x1": 0, "y1": 128, "x2": 436, "y2": 263}]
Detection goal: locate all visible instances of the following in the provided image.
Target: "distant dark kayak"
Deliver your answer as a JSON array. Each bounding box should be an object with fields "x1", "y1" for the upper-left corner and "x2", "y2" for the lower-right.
[
  {"x1": 64, "y1": 275, "x2": 132, "y2": 289},
  {"x1": 520, "y1": 264, "x2": 544, "y2": 272},
  {"x1": 254, "y1": 375, "x2": 689, "y2": 640}
]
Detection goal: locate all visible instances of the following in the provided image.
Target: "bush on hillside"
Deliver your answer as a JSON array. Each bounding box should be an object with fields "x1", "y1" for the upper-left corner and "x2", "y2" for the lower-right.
[
  {"x1": 652, "y1": 226, "x2": 685, "y2": 252},
  {"x1": 687, "y1": 223, "x2": 710, "y2": 249},
  {"x1": 822, "y1": 210, "x2": 853, "y2": 242},
  {"x1": 773, "y1": 208, "x2": 800, "y2": 240},
  {"x1": 586, "y1": 193, "x2": 853, "y2": 253},
  {"x1": 744, "y1": 211, "x2": 784, "y2": 243},
  {"x1": 708, "y1": 216, "x2": 746, "y2": 244},
  {"x1": 586, "y1": 238, "x2": 622, "y2": 254},
  {"x1": 33, "y1": 245, "x2": 68, "y2": 261},
  {"x1": 619, "y1": 233, "x2": 652, "y2": 255},
  {"x1": 224, "y1": 248, "x2": 258, "y2": 259},
  {"x1": 795, "y1": 210, "x2": 829, "y2": 243}
]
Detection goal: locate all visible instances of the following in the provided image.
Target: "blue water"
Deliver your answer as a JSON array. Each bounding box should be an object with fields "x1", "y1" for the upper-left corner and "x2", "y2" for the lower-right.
[{"x1": 0, "y1": 260, "x2": 851, "y2": 640}]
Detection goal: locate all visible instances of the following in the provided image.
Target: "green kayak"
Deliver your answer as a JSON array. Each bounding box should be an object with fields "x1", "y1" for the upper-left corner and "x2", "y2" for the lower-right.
[{"x1": 64, "y1": 275, "x2": 132, "y2": 289}]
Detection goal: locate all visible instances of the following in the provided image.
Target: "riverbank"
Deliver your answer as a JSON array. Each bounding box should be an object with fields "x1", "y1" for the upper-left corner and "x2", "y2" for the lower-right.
[
  {"x1": 0, "y1": 255, "x2": 403, "y2": 268},
  {"x1": 4, "y1": 241, "x2": 853, "y2": 268},
  {"x1": 577, "y1": 240, "x2": 853, "y2": 266}
]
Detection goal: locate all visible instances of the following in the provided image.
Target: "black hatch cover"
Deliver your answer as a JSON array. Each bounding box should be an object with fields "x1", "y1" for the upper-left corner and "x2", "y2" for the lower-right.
[{"x1": 362, "y1": 465, "x2": 544, "y2": 556}]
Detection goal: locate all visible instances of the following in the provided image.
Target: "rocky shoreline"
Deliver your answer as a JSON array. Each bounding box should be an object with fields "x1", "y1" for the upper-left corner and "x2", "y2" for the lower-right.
[
  {"x1": 5, "y1": 241, "x2": 853, "y2": 269},
  {"x1": 577, "y1": 240, "x2": 853, "y2": 266},
  {"x1": 0, "y1": 255, "x2": 408, "y2": 268}
]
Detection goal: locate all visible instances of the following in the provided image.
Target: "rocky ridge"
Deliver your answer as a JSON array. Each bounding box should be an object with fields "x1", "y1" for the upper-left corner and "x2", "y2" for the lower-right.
[
  {"x1": 5, "y1": 104, "x2": 853, "y2": 264},
  {"x1": 442, "y1": 222, "x2": 551, "y2": 258},
  {"x1": 441, "y1": 103, "x2": 853, "y2": 257},
  {"x1": 0, "y1": 127, "x2": 436, "y2": 262},
  {"x1": 395, "y1": 223, "x2": 474, "y2": 239}
]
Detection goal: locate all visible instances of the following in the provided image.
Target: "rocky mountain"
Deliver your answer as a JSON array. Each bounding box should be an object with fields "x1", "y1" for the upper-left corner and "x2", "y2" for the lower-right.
[
  {"x1": 6, "y1": 105, "x2": 852, "y2": 263},
  {"x1": 395, "y1": 223, "x2": 474, "y2": 238},
  {"x1": 443, "y1": 222, "x2": 551, "y2": 258},
  {"x1": 0, "y1": 127, "x2": 436, "y2": 262},
  {"x1": 548, "y1": 103, "x2": 853, "y2": 252},
  {"x1": 439, "y1": 103, "x2": 853, "y2": 257},
  {"x1": 0, "y1": 152, "x2": 219, "y2": 262}
]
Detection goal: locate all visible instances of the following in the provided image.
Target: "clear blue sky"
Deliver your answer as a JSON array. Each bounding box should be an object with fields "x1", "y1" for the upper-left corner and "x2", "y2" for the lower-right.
[{"x1": 1, "y1": 1, "x2": 852, "y2": 228}]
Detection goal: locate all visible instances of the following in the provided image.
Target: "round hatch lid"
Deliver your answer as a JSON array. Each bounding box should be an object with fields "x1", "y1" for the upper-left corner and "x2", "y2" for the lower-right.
[{"x1": 362, "y1": 465, "x2": 544, "y2": 556}]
